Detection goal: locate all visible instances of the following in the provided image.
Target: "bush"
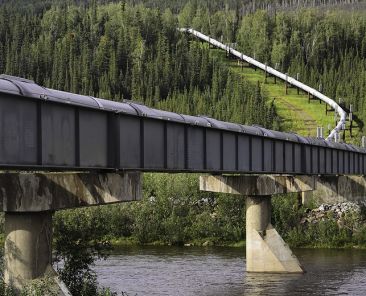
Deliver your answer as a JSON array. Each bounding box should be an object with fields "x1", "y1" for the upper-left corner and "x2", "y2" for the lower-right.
[{"x1": 53, "y1": 208, "x2": 113, "y2": 295}]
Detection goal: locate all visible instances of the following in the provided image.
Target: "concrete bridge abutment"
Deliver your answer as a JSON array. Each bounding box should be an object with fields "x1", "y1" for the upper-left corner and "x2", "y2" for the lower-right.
[
  {"x1": 200, "y1": 175, "x2": 315, "y2": 274},
  {"x1": 0, "y1": 172, "x2": 141, "y2": 294}
]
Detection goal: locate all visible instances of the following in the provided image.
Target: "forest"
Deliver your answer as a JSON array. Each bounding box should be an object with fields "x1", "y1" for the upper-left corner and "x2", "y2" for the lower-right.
[{"x1": 1, "y1": 0, "x2": 366, "y2": 295}]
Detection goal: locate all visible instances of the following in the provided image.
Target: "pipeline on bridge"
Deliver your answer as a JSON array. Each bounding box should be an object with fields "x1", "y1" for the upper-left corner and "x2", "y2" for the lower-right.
[
  {"x1": 0, "y1": 74, "x2": 364, "y2": 175},
  {"x1": 179, "y1": 28, "x2": 347, "y2": 142}
]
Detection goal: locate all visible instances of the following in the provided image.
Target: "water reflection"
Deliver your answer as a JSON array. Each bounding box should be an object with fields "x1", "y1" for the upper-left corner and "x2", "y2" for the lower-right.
[{"x1": 93, "y1": 246, "x2": 366, "y2": 296}]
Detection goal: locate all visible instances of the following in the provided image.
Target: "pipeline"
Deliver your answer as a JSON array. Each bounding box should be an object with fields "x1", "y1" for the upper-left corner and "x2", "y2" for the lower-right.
[{"x1": 179, "y1": 28, "x2": 347, "y2": 141}]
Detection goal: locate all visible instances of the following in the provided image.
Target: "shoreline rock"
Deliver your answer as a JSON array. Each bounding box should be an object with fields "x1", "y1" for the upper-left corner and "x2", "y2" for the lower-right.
[{"x1": 300, "y1": 201, "x2": 365, "y2": 226}]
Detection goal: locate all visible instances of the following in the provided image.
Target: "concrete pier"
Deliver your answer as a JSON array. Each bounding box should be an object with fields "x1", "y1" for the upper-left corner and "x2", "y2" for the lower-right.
[
  {"x1": 200, "y1": 175, "x2": 314, "y2": 273},
  {"x1": 4, "y1": 211, "x2": 53, "y2": 291},
  {"x1": 0, "y1": 172, "x2": 142, "y2": 293},
  {"x1": 246, "y1": 196, "x2": 304, "y2": 273}
]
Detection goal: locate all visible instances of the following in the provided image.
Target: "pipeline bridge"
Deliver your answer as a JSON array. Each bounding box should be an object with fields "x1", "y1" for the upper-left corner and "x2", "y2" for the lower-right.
[{"x1": 0, "y1": 66, "x2": 365, "y2": 291}]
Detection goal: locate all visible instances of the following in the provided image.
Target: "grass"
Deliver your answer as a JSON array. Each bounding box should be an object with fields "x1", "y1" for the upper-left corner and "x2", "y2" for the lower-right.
[
  {"x1": 231, "y1": 64, "x2": 333, "y2": 137},
  {"x1": 209, "y1": 47, "x2": 359, "y2": 142}
]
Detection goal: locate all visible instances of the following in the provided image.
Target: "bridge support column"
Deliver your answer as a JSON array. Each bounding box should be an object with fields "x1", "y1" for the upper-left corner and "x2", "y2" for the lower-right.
[
  {"x1": 4, "y1": 211, "x2": 53, "y2": 292},
  {"x1": 0, "y1": 172, "x2": 141, "y2": 293},
  {"x1": 246, "y1": 196, "x2": 303, "y2": 273},
  {"x1": 200, "y1": 175, "x2": 314, "y2": 274}
]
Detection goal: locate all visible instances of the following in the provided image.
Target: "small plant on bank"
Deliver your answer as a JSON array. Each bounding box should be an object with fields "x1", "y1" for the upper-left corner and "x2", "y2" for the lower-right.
[{"x1": 20, "y1": 277, "x2": 59, "y2": 296}]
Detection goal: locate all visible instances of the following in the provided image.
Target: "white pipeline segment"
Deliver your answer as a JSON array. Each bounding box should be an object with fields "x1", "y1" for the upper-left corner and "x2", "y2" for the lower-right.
[{"x1": 179, "y1": 28, "x2": 347, "y2": 141}]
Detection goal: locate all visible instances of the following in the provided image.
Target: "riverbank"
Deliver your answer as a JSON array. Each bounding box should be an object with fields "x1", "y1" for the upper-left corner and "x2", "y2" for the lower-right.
[
  {"x1": 107, "y1": 200, "x2": 366, "y2": 251},
  {"x1": 109, "y1": 238, "x2": 366, "y2": 251},
  {"x1": 109, "y1": 237, "x2": 247, "y2": 250}
]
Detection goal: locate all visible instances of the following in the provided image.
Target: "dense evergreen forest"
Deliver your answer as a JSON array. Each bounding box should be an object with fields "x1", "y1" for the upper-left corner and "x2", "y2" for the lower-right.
[
  {"x1": 0, "y1": 1, "x2": 276, "y2": 126},
  {"x1": 183, "y1": 3, "x2": 366, "y2": 132},
  {"x1": 1, "y1": 0, "x2": 365, "y2": 127},
  {"x1": 1, "y1": 0, "x2": 366, "y2": 294},
  {"x1": 236, "y1": 9, "x2": 366, "y2": 134},
  {"x1": 1, "y1": 0, "x2": 362, "y2": 14}
]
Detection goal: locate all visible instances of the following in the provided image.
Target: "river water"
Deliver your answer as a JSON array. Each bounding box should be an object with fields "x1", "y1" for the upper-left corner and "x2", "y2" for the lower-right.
[{"x1": 93, "y1": 246, "x2": 366, "y2": 296}]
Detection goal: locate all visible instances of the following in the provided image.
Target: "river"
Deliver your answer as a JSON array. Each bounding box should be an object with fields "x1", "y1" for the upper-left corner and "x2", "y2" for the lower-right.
[{"x1": 93, "y1": 246, "x2": 366, "y2": 296}]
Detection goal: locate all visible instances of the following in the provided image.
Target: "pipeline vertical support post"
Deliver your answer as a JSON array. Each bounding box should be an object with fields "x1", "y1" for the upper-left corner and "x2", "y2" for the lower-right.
[
  {"x1": 342, "y1": 122, "x2": 346, "y2": 142},
  {"x1": 319, "y1": 84, "x2": 322, "y2": 104},
  {"x1": 349, "y1": 104, "x2": 353, "y2": 138},
  {"x1": 285, "y1": 73, "x2": 288, "y2": 95},
  {"x1": 274, "y1": 63, "x2": 278, "y2": 84},
  {"x1": 253, "y1": 53, "x2": 257, "y2": 71},
  {"x1": 264, "y1": 63, "x2": 268, "y2": 84},
  {"x1": 335, "y1": 132, "x2": 339, "y2": 143},
  {"x1": 349, "y1": 112, "x2": 353, "y2": 138},
  {"x1": 296, "y1": 73, "x2": 300, "y2": 95},
  {"x1": 326, "y1": 105, "x2": 334, "y2": 116}
]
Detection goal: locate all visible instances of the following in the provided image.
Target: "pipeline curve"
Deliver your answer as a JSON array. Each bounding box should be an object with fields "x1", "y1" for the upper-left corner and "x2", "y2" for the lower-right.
[{"x1": 179, "y1": 28, "x2": 347, "y2": 142}]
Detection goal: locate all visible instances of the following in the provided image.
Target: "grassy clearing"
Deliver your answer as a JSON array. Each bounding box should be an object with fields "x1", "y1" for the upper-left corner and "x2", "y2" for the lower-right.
[
  {"x1": 230, "y1": 60, "x2": 334, "y2": 137},
  {"x1": 210, "y1": 47, "x2": 358, "y2": 141}
]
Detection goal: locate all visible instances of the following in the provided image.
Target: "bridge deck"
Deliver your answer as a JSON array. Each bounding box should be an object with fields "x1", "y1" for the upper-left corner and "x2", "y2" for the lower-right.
[{"x1": 0, "y1": 74, "x2": 364, "y2": 175}]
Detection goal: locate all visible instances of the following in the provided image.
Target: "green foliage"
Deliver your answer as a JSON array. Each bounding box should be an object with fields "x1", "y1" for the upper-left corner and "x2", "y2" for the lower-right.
[
  {"x1": 235, "y1": 9, "x2": 366, "y2": 138},
  {"x1": 53, "y1": 208, "x2": 113, "y2": 295},
  {"x1": 272, "y1": 194, "x2": 366, "y2": 248},
  {"x1": 62, "y1": 174, "x2": 246, "y2": 247},
  {"x1": 272, "y1": 193, "x2": 303, "y2": 236},
  {"x1": 129, "y1": 173, "x2": 246, "y2": 245},
  {"x1": 0, "y1": 2, "x2": 275, "y2": 129},
  {"x1": 20, "y1": 277, "x2": 59, "y2": 296}
]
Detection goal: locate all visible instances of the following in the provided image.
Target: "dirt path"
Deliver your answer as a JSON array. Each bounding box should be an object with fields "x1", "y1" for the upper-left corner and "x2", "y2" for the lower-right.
[{"x1": 275, "y1": 96, "x2": 317, "y2": 136}]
